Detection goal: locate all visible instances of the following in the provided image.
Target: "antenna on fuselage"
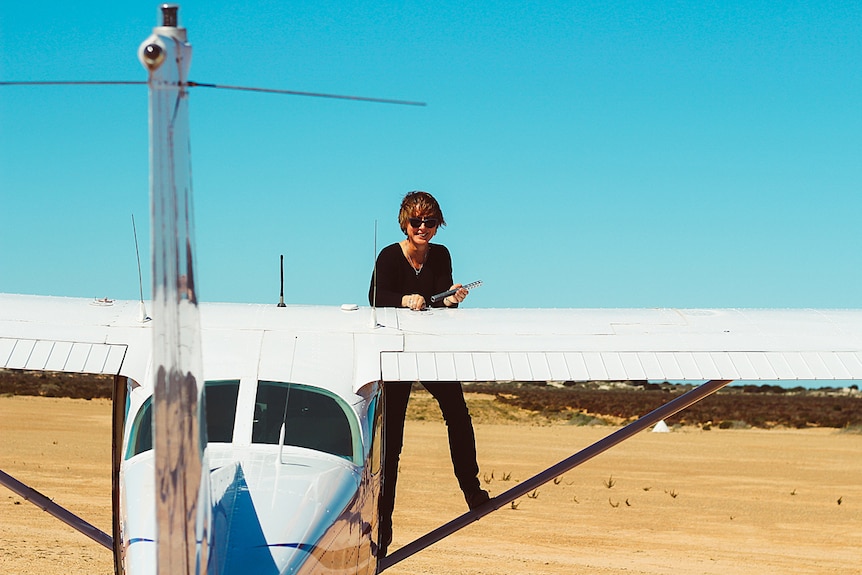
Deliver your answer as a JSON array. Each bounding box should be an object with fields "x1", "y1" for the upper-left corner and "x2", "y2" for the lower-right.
[
  {"x1": 277, "y1": 254, "x2": 286, "y2": 307},
  {"x1": 131, "y1": 214, "x2": 151, "y2": 322},
  {"x1": 277, "y1": 338, "x2": 299, "y2": 464},
  {"x1": 371, "y1": 220, "x2": 378, "y2": 328}
]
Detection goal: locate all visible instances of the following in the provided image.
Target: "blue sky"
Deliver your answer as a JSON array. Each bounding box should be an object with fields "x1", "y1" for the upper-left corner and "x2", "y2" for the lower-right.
[{"x1": 1, "y1": 0, "x2": 860, "y2": 310}]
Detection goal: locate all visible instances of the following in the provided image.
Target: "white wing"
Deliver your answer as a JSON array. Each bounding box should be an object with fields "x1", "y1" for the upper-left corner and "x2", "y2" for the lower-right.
[
  {"x1": 4, "y1": 297, "x2": 860, "y2": 388},
  {"x1": 0, "y1": 294, "x2": 151, "y2": 382},
  {"x1": 380, "y1": 307, "x2": 862, "y2": 383}
]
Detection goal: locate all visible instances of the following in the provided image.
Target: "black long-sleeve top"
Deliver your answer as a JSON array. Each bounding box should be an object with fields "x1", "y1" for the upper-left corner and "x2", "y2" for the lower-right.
[{"x1": 368, "y1": 242, "x2": 456, "y2": 308}]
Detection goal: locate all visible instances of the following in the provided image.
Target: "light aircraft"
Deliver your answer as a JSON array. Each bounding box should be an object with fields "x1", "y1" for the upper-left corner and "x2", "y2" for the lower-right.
[{"x1": 2, "y1": 5, "x2": 862, "y2": 575}]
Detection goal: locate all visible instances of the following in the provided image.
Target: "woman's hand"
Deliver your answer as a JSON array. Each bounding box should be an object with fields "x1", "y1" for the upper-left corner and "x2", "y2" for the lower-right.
[
  {"x1": 443, "y1": 284, "x2": 468, "y2": 307},
  {"x1": 402, "y1": 294, "x2": 427, "y2": 310}
]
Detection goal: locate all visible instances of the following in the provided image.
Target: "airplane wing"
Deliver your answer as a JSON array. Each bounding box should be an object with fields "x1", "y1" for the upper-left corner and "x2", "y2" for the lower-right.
[
  {"x1": 368, "y1": 305, "x2": 862, "y2": 571},
  {"x1": 376, "y1": 307, "x2": 862, "y2": 383},
  {"x1": 0, "y1": 293, "x2": 151, "y2": 562},
  {"x1": 0, "y1": 293, "x2": 151, "y2": 382},
  {"x1": 4, "y1": 299, "x2": 861, "y2": 387},
  {"x1": 3, "y1": 297, "x2": 862, "y2": 574}
]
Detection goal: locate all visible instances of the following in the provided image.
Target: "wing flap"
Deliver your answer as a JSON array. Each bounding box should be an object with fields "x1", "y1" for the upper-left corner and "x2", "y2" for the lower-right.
[
  {"x1": 434, "y1": 353, "x2": 457, "y2": 381},
  {"x1": 0, "y1": 294, "x2": 151, "y2": 382},
  {"x1": 0, "y1": 338, "x2": 14, "y2": 365},
  {"x1": 763, "y1": 352, "x2": 795, "y2": 380},
  {"x1": 0, "y1": 337, "x2": 127, "y2": 374},
  {"x1": 838, "y1": 351, "x2": 862, "y2": 375},
  {"x1": 381, "y1": 350, "x2": 862, "y2": 382},
  {"x1": 606, "y1": 352, "x2": 636, "y2": 380},
  {"x1": 473, "y1": 353, "x2": 494, "y2": 380},
  {"x1": 491, "y1": 352, "x2": 514, "y2": 380},
  {"x1": 562, "y1": 353, "x2": 590, "y2": 380},
  {"x1": 546, "y1": 353, "x2": 570, "y2": 381},
  {"x1": 42, "y1": 341, "x2": 74, "y2": 371},
  {"x1": 817, "y1": 352, "x2": 852, "y2": 379},
  {"x1": 5, "y1": 338, "x2": 35, "y2": 369}
]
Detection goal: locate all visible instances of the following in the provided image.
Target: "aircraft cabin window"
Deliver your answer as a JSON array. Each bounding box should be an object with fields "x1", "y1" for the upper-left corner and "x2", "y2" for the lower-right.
[
  {"x1": 204, "y1": 380, "x2": 240, "y2": 443},
  {"x1": 368, "y1": 394, "x2": 383, "y2": 475},
  {"x1": 125, "y1": 379, "x2": 241, "y2": 459},
  {"x1": 127, "y1": 396, "x2": 153, "y2": 458},
  {"x1": 252, "y1": 381, "x2": 358, "y2": 463}
]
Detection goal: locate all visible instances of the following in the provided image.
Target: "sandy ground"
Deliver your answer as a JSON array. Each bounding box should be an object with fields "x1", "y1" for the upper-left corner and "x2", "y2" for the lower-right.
[{"x1": 1, "y1": 395, "x2": 860, "y2": 575}]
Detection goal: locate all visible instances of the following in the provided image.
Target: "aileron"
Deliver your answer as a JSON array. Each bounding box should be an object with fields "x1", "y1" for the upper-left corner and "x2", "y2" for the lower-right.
[
  {"x1": 491, "y1": 352, "x2": 515, "y2": 380},
  {"x1": 0, "y1": 338, "x2": 15, "y2": 366},
  {"x1": 433, "y1": 352, "x2": 457, "y2": 381},
  {"x1": 527, "y1": 352, "x2": 552, "y2": 381},
  {"x1": 452, "y1": 353, "x2": 476, "y2": 380},
  {"x1": 545, "y1": 352, "x2": 570, "y2": 381},
  {"x1": 471, "y1": 353, "x2": 494, "y2": 380},
  {"x1": 691, "y1": 352, "x2": 719, "y2": 379},
  {"x1": 380, "y1": 348, "x2": 862, "y2": 383},
  {"x1": 5, "y1": 338, "x2": 36, "y2": 369},
  {"x1": 0, "y1": 337, "x2": 128, "y2": 375},
  {"x1": 837, "y1": 351, "x2": 862, "y2": 375},
  {"x1": 43, "y1": 341, "x2": 74, "y2": 371}
]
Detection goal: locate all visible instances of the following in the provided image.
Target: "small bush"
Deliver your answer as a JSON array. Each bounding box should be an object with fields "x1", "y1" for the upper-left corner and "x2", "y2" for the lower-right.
[{"x1": 718, "y1": 420, "x2": 750, "y2": 430}]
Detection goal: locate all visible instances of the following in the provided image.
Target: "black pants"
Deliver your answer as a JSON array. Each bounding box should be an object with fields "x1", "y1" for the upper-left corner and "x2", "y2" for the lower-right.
[{"x1": 378, "y1": 381, "x2": 481, "y2": 548}]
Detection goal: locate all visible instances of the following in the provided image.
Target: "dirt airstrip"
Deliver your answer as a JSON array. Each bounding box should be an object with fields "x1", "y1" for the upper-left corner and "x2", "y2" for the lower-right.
[{"x1": 1, "y1": 392, "x2": 860, "y2": 575}]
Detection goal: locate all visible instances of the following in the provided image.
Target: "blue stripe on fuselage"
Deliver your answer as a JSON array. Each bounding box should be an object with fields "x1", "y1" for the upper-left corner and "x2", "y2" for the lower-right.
[{"x1": 209, "y1": 464, "x2": 281, "y2": 575}]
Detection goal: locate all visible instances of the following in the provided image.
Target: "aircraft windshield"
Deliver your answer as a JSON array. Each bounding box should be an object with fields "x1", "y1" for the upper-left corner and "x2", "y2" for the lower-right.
[
  {"x1": 125, "y1": 380, "x2": 358, "y2": 463},
  {"x1": 126, "y1": 379, "x2": 240, "y2": 459},
  {"x1": 252, "y1": 381, "x2": 359, "y2": 463},
  {"x1": 204, "y1": 380, "x2": 241, "y2": 443}
]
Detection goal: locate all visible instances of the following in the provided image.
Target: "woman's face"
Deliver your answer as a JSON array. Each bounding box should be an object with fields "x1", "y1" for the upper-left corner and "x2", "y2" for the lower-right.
[{"x1": 405, "y1": 210, "x2": 438, "y2": 245}]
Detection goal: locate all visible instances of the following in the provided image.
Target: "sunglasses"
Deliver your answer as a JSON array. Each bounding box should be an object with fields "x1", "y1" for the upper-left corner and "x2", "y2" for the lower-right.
[{"x1": 408, "y1": 217, "x2": 438, "y2": 229}]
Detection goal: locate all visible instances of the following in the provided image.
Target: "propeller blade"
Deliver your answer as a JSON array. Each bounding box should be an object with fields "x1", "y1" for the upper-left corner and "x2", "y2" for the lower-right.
[
  {"x1": 186, "y1": 81, "x2": 425, "y2": 106},
  {"x1": 1, "y1": 80, "x2": 425, "y2": 106},
  {"x1": 140, "y1": 7, "x2": 210, "y2": 574}
]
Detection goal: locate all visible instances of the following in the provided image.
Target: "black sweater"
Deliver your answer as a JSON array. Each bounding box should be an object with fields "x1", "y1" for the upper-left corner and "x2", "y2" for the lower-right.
[{"x1": 368, "y1": 242, "x2": 456, "y2": 308}]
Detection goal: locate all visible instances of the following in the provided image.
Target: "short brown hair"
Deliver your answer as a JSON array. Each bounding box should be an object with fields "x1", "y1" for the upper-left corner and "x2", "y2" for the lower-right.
[{"x1": 398, "y1": 190, "x2": 446, "y2": 234}]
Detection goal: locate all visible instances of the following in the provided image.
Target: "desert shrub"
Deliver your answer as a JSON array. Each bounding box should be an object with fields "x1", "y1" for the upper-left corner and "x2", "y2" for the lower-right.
[
  {"x1": 452, "y1": 382, "x2": 862, "y2": 428},
  {"x1": 718, "y1": 420, "x2": 750, "y2": 430},
  {"x1": 566, "y1": 411, "x2": 608, "y2": 426}
]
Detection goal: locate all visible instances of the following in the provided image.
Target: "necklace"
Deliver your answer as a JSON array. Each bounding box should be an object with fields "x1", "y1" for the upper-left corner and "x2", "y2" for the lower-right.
[{"x1": 406, "y1": 245, "x2": 429, "y2": 276}]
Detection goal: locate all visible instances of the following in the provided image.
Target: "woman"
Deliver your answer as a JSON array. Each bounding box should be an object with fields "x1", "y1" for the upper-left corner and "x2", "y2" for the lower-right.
[
  {"x1": 369, "y1": 191, "x2": 467, "y2": 310},
  {"x1": 369, "y1": 190, "x2": 489, "y2": 557}
]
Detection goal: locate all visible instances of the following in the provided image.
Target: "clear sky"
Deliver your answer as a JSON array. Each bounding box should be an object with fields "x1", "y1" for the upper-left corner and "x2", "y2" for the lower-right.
[{"x1": 1, "y1": 0, "x2": 860, "y2": 311}]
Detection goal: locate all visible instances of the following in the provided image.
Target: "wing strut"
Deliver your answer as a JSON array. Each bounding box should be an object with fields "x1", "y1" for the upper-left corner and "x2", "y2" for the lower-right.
[
  {"x1": 0, "y1": 469, "x2": 113, "y2": 550},
  {"x1": 377, "y1": 379, "x2": 733, "y2": 572}
]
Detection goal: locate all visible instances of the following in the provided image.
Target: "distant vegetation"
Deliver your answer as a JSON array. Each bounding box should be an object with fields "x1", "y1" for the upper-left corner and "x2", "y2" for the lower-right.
[
  {"x1": 0, "y1": 369, "x2": 113, "y2": 399},
  {"x1": 2, "y1": 370, "x2": 860, "y2": 429},
  {"x1": 463, "y1": 381, "x2": 862, "y2": 429}
]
